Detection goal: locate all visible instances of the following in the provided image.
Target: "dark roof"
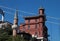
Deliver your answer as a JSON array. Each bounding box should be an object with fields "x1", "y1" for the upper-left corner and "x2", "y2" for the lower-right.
[
  {"x1": 23, "y1": 14, "x2": 45, "y2": 19},
  {"x1": 23, "y1": 14, "x2": 40, "y2": 19}
]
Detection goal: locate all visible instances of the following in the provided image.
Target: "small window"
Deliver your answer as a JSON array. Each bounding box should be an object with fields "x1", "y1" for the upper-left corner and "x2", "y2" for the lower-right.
[
  {"x1": 23, "y1": 26, "x2": 25, "y2": 31},
  {"x1": 39, "y1": 31, "x2": 40, "y2": 35},
  {"x1": 35, "y1": 32, "x2": 37, "y2": 35},
  {"x1": 35, "y1": 24, "x2": 37, "y2": 29},
  {"x1": 28, "y1": 19, "x2": 30, "y2": 23},
  {"x1": 35, "y1": 19, "x2": 37, "y2": 22},
  {"x1": 28, "y1": 25, "x2": 30, "y2": 29}
]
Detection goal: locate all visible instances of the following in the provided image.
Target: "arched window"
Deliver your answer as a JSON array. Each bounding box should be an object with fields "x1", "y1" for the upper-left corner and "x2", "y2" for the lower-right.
[
  {"x1": 28, "y1": 25, "x2": 30, "y2": 29},
  {"x1": 35, "y1": 19, "x2": 37, "y2": 29},
  {"x1": 28, "y1": 19, "x2": 30, "y2": 29}
]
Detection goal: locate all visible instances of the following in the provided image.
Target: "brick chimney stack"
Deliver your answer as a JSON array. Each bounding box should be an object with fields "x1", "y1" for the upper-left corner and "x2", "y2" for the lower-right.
[
  {"x1": 39, "y1": 7, "x2": 44, "y2": 15},
  {"x1": 35, "y1": 7, "x2": 45, "y2": 41}
]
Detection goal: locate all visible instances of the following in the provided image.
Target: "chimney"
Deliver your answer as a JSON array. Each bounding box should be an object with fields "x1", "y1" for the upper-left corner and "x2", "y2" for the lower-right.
[{"x1": 39, "y1": 7, "x2": 44, "y2": 15}]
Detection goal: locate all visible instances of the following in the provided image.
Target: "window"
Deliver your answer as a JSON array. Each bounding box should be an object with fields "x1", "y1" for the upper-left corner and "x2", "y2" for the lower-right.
[
  {"x1": 28, "y1": 25, "x2": 30, "y2": 29},
  {"x1": 28, "y1": 19, "x2": 30, "y2": 29},
  {"x1": 35, "y1": 19, "x2": 37, "y2": 29},
  {"x1": 35, "y1": 32, "x2": 37, "y2": 35},
  {"x1": 35, "y1": 19, "x2": 37, "y2": 22},
  {"x1": 28, "y1": 19, "x2": 30, "y2": 24},
  {"x1": 39, "y1": 31, "x2": 40, "y2": 35},
  {"x1": 35, "y1": 24, "x2": 37, "y2": 29}
]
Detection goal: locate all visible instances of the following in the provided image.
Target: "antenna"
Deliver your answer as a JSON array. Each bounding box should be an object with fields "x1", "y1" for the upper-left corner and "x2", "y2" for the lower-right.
[
  {"x1": 40, "y1": 0, "x2": 43, "y2": 7},
  {"x1": 40, "y1": 0, "x2": 46, "y2": 8}
]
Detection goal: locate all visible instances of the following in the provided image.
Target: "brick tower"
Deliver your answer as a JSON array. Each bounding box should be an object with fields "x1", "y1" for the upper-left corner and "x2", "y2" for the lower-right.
[
  {"x1": 12, "y1": 10, "x2": 18, "y2": 37},
  {"x1": 36, "y1": 7, "x2": 48, "y2": 41}
]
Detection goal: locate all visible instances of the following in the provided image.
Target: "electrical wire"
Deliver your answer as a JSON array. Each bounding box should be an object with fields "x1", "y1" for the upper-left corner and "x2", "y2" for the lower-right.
[
  {"x1": 0, "y1": 6, "x2": 60, "y2": 26},
  {"x1": 46, "y1": 16, "x2": 60, "y2": 20},
  {"x1": 46, "y1": 21, "x2": 60, "y2": 25},
  {"x1": 0, "y1": 6, "x2": 36, "y2": 15},
  {"x1": 3, "y1": 11, "x2": 60, "y2": 26},
  {"x1": 1, "y1": 6, "x2": 60, "y2": 41},
  {"x1": 0, "y1": 5, "x2": 60, "y2": 20}
]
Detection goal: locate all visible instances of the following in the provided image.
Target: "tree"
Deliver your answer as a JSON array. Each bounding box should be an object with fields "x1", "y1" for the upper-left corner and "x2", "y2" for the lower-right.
[
  {"x1": 6, "y1": 35, "x2": 27, "y2": 41},
  {"x1": 0, "y1": 28, "x2": 33, "y2": 41},
  {"x1": 0, "y1": 28, "x2": 10, "y2": 41},
  {"x1": 0, "y1": 28, "x2": 26, "y2": 41}
]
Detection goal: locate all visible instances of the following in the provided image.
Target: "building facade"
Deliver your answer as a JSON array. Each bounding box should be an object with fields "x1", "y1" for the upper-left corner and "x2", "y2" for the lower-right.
[{"x1": 19, "y1": 7, "x2": 48, "y2": 41}]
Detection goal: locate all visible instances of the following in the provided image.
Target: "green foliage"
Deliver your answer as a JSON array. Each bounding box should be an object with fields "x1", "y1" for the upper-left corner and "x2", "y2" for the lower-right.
[
  {"x1": 0, "y1": 28, "x2": 30, "y2": 41},
  {"x1": 0, "y1": 29, "x2": 10, "y2": 41},
  {"x1": 6, "y1": 35, "x2": 28, "y2": 41},
  {"x1": 0, "y1": 27, "x2": 36, "y2": 41}
]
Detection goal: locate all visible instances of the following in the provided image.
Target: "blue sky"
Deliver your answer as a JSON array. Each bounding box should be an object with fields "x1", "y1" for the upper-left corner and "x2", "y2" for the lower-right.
[{"x1": 0, "y1": 0, "x2": 60, "y2": 41}]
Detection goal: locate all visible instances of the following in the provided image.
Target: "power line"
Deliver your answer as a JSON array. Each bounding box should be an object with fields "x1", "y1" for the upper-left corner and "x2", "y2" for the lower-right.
[
  {"x1": 0, "y1": 6, "x2": 60, "y2": 20},
  {"x1": 4, "y1": 11, "x2": 23, "y2": 17},
  {"x1": 46, "y1": 21, "x2": 60, "y2": 25},
  {"x1": 5, "y1": 11, "x2": 60, "y2": 20},
  {"x1": 3, "y1": 11, "x2": 60, "y2": 25},
  {"x1": 0, "y1": 6, "x2": 36, "y2": 15},
  {"x1": 0, "y1": 6, "x2": 16, "y2": 11},
  {"x1": 1, "y1": 6, "x2": 60, "y2": 41},
  {"x1": 46, "y1": 16, "x2": 60, "y2": 20}
]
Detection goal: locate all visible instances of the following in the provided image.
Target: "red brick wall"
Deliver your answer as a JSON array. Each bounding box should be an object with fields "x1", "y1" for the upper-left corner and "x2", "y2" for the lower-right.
[
  {"x1": 20, "y1": 17, "x2": 45, "y2": 37},
  {"x1": 30, "y1": 19, "x2": 36, "y2": 23},
  {"x1": 25, "y1": 20, "x2": 28, "y2": 24},
  {"x1": 37, "y1": 18, "x2": 40, "y2": 23}
]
